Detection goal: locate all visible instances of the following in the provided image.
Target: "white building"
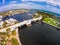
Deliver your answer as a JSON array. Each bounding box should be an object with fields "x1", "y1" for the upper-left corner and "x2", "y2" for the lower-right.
[
  {"x1": 5, "y1": 18, "x2": 17, "y2": 25},
  {"x1": 0, "y1": 21, "x2": 4, "y2": 28},
  {"x1": 0, "y1": 15, "x2": 3, "y2": 21}
]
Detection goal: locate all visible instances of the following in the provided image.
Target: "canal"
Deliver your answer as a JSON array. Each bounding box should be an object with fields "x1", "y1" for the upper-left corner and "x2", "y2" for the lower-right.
[{"x1": 18, "y1": 22, "x2": 60, "y2": 45}]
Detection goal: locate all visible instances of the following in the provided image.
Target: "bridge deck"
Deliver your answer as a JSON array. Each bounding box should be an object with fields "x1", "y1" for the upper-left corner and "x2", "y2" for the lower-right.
[{"x1": 0, "y1": 15, "x2": 42, "y2": 32}]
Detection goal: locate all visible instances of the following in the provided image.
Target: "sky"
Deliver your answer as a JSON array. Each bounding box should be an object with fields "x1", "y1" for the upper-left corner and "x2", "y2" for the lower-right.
[{"x1": 0, "y1": 0, "x2": 60, "y2": 15}]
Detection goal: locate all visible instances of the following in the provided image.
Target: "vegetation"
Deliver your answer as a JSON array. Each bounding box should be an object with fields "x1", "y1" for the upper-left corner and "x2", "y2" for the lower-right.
[
  {"x1": 11, "y1": 38, "x2": 19, "y2": 45},
  {"x1": 2, "y1": 21, "x2": 7, "y2": 28},
  {"x1": 12, "y1": 30, "x2": 16, "y2": 35},
  {"x1": 0, "y1": 19, "x2": 19, "y2": 30},
  {"x1": 0, "y1": 9, "x2": 29, "y2": 17},
  {"x1": 32, "y1": 11, "x2": 42, "y2": 18},
  {"x1": 0, "y1": 9, "x2": 60, "y2": 45},
  {"x1": 43, "y1": 18, "x2": 57, "y2": 26},
  {"x1": 0, "y1": 28, "x2": 19, "y2": 45},
  {"x1": 34, "y1": 10, "x2": 60, "y2": 29}
]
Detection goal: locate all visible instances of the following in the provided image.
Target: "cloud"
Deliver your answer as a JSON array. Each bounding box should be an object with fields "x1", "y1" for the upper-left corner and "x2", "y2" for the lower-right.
[
  {"x1": 0, "y1": 3, "x2": 43, "y2": 12},
  {"x1": 10, "y1": 1, "x2": 17, "y2": 4},
  {"x1": 46, "y1": 0, "x2": 60, "y2": 6},
  {"x1": 21, "y1": 0, "x2": 60, "y2": 6},
  {"x1": 45, "y1": 5, "x2": 60, "y2": 14},
  {"x1": 0, "y1": 2, "x2": 60, "y2": 15},
  {"x1": 22, "y1": 0, "x2": 46, "y2": 2},
  {"x1": 2, "y1": 0, "x2": 5, "y2": 4}
]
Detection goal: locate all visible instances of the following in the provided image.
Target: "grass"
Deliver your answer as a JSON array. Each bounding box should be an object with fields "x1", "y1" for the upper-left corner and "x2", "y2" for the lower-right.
[
  {"x1": 43, "y1": 18, "x2": 57, "y2": 26},
  {"x1": 11, "y1": 38, "x2": 19, "y2": 45},
  {"x1": 36, "y1": 10, "x2": 60, "y2": 28}
]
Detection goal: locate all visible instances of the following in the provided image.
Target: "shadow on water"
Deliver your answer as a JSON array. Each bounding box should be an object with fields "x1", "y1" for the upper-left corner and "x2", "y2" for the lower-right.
[{"x1": 18, "y1": 22, "x2": 60, "y2": 45}]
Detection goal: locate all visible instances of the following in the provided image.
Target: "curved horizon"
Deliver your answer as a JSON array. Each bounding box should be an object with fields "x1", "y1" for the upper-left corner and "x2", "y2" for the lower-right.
[{"x1": 0, "y1": 0, "x2": 60, "y2": 15}]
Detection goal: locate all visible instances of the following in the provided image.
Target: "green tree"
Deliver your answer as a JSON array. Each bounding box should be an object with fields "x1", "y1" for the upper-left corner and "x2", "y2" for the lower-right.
[
  {"x1": 6, "y1": 28, "x2": 10, "y2": 32},
  {"x1": 11, "y1": 38, "x2": 19, "y2": 45},
  {"x1": 12, "y1": 30, "x2": 16, "y2": 35}
]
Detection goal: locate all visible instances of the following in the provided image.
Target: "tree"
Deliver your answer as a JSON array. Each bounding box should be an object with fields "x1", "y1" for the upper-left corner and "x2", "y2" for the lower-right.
[
  {"x1": 6, "y1": 28, "x2": 10, "y2": 32},
  {"x1": 11, "y1": 38, "x2": 19, "y2": 45},
  {"x1": 12, "y1": 30, "x2": 16, "y2": 35}
]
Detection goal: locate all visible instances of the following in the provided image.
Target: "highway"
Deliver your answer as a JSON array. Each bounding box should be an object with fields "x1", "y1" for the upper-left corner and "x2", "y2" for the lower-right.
[{"x1": 0, "y1": 15, "x2": 42, "y2": 32}]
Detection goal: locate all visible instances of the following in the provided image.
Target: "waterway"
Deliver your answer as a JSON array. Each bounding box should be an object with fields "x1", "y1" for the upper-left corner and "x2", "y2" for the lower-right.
[
  {"x1": 1, "y1": 9, "x2": 60, "y2": 45},
  {"x1": 2, "y1": 10, "x2": 36, "y2": 22},
  {"x1": 18, "y1": 22, "x2": 60, "y2": 45}
]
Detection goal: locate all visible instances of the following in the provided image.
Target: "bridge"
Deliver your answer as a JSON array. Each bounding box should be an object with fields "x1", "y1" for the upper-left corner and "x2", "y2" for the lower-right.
[{"x1": 0, "y1": 15, "x2": 42, "y2": 32}]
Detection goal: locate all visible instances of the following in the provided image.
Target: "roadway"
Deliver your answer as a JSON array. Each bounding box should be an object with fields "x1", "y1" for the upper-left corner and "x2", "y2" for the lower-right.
[{"x1": 0, "y1": 15, "x2": 42, "y2": 32}]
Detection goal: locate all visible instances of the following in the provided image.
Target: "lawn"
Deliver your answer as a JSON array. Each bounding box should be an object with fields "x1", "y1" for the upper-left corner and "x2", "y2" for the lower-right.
[{"x1": 43, "y1": 17, "x2": 57, "y2": 26}]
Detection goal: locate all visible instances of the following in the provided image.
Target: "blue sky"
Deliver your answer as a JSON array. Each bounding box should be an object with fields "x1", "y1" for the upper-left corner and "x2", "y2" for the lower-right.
[{"x1": 0, "y1": 0, "x2": 60, "y2": 15}]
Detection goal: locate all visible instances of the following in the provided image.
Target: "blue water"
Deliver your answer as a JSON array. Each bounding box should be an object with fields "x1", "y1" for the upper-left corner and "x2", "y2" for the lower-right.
[
  {"x1": 2, "y1": 9, "x2": 60, "y2": 22},
  {"x1": 2, "y1": 10, "x2": 36, "y2": 22}
]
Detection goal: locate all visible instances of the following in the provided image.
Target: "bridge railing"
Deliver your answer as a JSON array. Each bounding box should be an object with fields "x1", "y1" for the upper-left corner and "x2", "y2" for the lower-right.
[{"x1": 0, "y1": 15, "x2": 42, "y2": 32}]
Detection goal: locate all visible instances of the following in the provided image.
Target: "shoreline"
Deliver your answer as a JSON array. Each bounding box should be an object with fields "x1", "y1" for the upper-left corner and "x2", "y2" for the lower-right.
[{"x1": 16, "y1": 28, "x2": 22, "y2": 45}]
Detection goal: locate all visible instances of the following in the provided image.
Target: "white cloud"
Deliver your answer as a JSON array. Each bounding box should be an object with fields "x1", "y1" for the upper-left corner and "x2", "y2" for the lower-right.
[
  {"x1": 45, "y1": 5, "x2": 60, "y2": 14},
  {"x1": 0, "y1": 3, "x2": 60, "y2": 14},
  {"x1": 2, "y1": 0, "x2": 5, "y2": 4},
  {"x1": 46, "y1": 0, "x2": 60, "y2": 6},
  {"x1": 0, "y1": 3, "x2": 43, "y2": 12},
  {"x1": 21, "y1": 0, "x2": 60, "y2": 6},
  {"x1": 22, "y1": 0, "x2": 46, "y2": 2},
  {"x1": 10, "y1": 1, "x2": 17, "y2": 4}
]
